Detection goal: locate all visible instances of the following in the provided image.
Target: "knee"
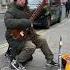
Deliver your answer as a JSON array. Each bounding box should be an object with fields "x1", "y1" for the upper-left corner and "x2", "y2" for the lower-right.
[
  {"x1": 24, "y1": 47, "x2": 35, "y2": 55},
  {"x1": 24, "y1": 41, "x2": 36, "y2": 53}
]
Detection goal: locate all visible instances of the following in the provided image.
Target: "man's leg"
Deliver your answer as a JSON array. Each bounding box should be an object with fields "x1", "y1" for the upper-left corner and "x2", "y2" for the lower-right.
[
  {"x1": 33, "y1": 37, "x2": 53, "y2": 61},
  {"x1": 66, "y1": 9, "x2": 69, "y2": 17},
  {"x1": 32, "y1": 36, "x2": 57, "y2": 66},
  {"x1": 16, "y1": 41, "x2": 36, "y2": 63},
  {"x1": 11, "y1": 41, "x2": 36, "y2": 69}
]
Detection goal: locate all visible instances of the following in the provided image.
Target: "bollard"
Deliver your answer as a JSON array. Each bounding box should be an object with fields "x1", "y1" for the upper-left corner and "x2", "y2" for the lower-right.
[{"x1": 58, "y1": 36, "x2": 63, "y2": 70}]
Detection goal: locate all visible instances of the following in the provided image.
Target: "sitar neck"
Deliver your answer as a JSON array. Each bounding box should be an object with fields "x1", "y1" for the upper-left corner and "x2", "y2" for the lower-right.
[{"x1": 29, "y1": 0, "x2": 46, "y2": 22}]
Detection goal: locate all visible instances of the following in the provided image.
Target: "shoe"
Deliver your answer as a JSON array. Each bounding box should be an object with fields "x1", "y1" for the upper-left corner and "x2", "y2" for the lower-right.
[
  {"x1": 11, "y1": 59, "x2": 19, "y2": 70},
  {"x1": 5, "y1": 47, "x2": 12, "y2": 56},
  {"x1": 5, "y1": 52, "x2": 15, "y2": 62},
  {"x1": 11, "y1": 59, "x2": 26, "y2": 70},
  {"x1": 46, "y1": 60, "x2": 58, "y2": 67},
  {"x1": 5, "y1": 47, "x2": 13, "y2": 61},
  {"x1": 5, "y1": 51, "x2": 12, "y2": 61},
  {"x1": 5, "y1": 50, "x2": 11, "y2": 57}
]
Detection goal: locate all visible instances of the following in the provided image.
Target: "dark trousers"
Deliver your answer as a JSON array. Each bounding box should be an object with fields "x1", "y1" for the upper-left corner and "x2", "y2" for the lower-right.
[
  {"x1": 5, "y1": 28, "x2": 53, "y2": 64},
  {"x1": 66, "y1": 9, "x2": 70, "y2": 17},
  {"x1": 16, "y1": 36, "x2": 53, "y2": 63}
]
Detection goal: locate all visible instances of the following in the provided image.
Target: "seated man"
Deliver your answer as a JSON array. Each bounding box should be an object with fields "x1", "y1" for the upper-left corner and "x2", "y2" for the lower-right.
[{"x1": 4, "y1": 0, "x2": 57, "y2": 69}]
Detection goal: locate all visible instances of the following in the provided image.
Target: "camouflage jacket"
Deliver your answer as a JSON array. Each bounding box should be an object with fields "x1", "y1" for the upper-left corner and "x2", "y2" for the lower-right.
[
  {"x1": 4, "y1": 2, "x2": 37, "y2": 42},
  {"x1": 4, "y1": 2, "x2": 32, "y2": 30}
]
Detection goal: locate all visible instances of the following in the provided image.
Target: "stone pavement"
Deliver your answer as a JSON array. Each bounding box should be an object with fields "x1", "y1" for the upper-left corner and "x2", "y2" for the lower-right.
[
  {"x1": 0, "y1": 49, "x2": 64, "y2": 70},
  {"x1": 0, "y1": 3, "x2": 69, "y2": 70},
  {"x1": 0, "y1": 18, "x2": 70, "y2": 70}
]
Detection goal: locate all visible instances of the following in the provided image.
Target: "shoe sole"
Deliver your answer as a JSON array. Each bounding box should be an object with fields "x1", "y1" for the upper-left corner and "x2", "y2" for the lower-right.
[
  {"x1": 46, "y1": 63, "x2": 58, "y2": 67},
  {"x1": 11, "y1": 62, "x2": 19, "y2": 70},
  {"x1": 11, "y1": 62, "x2": 26, "y2": 70}
]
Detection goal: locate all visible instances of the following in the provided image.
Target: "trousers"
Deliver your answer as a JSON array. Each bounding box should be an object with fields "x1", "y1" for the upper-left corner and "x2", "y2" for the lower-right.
[{"x1": 15, "y1": 36, "x2": 53, "y2": 63}]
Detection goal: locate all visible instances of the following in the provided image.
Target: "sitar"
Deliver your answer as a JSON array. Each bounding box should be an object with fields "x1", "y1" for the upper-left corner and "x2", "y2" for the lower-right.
[{"x1": 10, "y1": 0, "x2": 47, "y2": 40}]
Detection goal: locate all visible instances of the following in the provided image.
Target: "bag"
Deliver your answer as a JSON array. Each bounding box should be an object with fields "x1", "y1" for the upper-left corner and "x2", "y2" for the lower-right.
[{"x1": 62, "y1": 54, "x2": 70, "y2": 69}]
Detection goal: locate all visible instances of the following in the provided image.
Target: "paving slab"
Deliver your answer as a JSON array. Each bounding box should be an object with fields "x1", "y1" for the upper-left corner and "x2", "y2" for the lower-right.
[
  {"x1": 0, "y1": 17, "x2": 70, "y2": 70},
  {"x1": 0, "y1": 48, "x2": 64, "y2": 70}
]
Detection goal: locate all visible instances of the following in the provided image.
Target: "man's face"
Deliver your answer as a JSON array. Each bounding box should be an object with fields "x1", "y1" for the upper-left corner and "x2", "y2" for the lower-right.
[{"x1": 16, "y1": 0, "x2": 27, "y2": 7}]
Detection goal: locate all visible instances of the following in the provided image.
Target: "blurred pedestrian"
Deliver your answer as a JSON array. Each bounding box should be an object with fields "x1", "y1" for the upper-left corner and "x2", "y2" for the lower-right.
[{"x1": 65, "y1": 0, "x2": 70, "y2": 17}]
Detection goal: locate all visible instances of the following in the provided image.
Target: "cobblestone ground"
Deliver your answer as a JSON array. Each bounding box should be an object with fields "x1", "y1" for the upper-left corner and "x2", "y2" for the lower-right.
[
  {"x1": 0, "y1": 49, "x2": 64, "y2": 70},
  {"x1": 0, "y1": 6, "x2": 68, "y2": 70}
]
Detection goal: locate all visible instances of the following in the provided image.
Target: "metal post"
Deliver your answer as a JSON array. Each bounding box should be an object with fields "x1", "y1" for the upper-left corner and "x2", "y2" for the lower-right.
[{"x1": 58, "y1": 36, "x2": 63, "y2": 70}]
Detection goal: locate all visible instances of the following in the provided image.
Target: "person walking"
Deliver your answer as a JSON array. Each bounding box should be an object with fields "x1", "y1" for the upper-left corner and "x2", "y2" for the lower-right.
[{"x1": 65, "y1": 0, "x2": 70, "y2": 17}]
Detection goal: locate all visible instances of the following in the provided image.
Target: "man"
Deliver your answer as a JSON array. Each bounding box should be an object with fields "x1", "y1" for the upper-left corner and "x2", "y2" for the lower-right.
[
  {"x1": 4, "y1": 0, "x2": 57, "y2": 69},
  {"x1": 65, "y1": 0, "x2": 70, "y2": 17}
]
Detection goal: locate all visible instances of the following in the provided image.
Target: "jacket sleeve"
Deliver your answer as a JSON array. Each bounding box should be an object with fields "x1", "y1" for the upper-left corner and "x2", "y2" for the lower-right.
[{"x1": 4, "y1": 11, "x2": 31, "y2": 29}]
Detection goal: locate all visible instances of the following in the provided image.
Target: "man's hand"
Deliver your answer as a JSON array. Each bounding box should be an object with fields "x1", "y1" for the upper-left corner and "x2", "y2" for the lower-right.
[{"x1": 20, "y1": 31, "x2": 25, "y2": 37}]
